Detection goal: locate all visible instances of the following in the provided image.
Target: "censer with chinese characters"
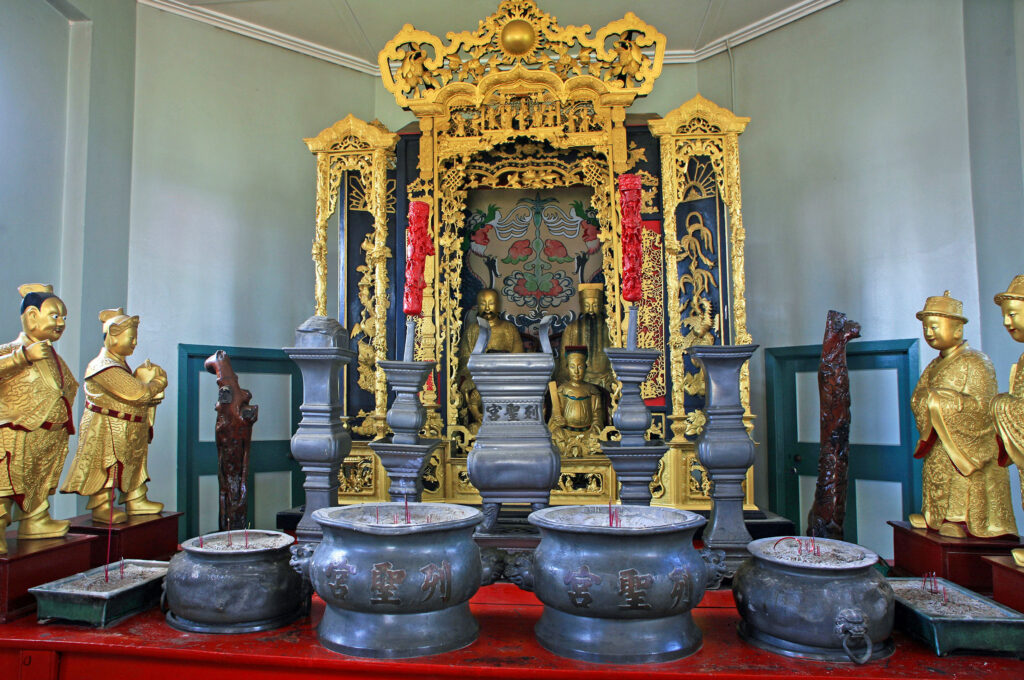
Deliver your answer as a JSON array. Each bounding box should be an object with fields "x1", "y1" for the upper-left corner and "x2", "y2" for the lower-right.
[
  {"x1": 528, "y1": 505, "x2": 726, "y2": 663},
  {"x1": 309, "y1": 503, "x2": 483, "y2": 658}
]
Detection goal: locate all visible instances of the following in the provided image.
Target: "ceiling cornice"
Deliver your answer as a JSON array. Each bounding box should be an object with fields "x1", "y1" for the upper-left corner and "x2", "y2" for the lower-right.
[
  {"x1": 137, "y1": 0, "x2": 381, "y2": 76},
  {"x1": 139, "y1": 0, "x2": 841, "y2": 74}
]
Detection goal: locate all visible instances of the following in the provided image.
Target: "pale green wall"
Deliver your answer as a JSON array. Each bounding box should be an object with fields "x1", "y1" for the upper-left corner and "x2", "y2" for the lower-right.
[
  {"x1": 71, "y1": 0, "x2": 137, "y2": 373},
  {"x1": 964, "y1": 0, "x2": 1024, "y2": 386},
  {"x1": 0, "y1": 0, "x2": 70, "y2": 340},
  {"x1": 692, "y1": 0, "x2": 982, "y2": 506},
  {"x1": 128, "y1": 6, "x2": 376, "y2": 509}
]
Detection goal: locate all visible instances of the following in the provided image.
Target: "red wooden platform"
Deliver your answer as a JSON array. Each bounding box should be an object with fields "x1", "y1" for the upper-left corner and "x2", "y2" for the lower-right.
[
  {"x1": 0, "y1": 533, "x2": 95, "y2": 623},
  {"x1": 984, "y1": 555, "x2": 1024, "y2": 613},
  {"x1": 889, "y1": 520, "x2": 1023, "y2": 592},
  {"x1": 68, "y1": 512, "x2": 182, "y2": 568},
  {"x1": 0, "y1": 583, "x2": 1021, "y2": 679}
]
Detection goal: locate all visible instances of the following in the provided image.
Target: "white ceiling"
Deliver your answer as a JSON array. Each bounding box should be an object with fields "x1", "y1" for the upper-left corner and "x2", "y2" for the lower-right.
[{"x1": 143, "y1": 0, "x2": 841, "y2": 74}]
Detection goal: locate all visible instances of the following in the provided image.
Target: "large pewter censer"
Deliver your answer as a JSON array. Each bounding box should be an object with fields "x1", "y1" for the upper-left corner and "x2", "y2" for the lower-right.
[
  {"x1": 309, "y1": 502, "x2": 483, "y2": 658},
  {"x1": 733, "y1": 536, "x2": 895, "y2": 663},
  {"x1": 529, "y1": 505, "x2": 726, "y2": 664}
]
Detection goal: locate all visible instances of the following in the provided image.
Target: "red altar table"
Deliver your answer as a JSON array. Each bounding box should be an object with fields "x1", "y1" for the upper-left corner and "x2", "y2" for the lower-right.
[{"x1": 0, "y1": 584, "x2": 1020, "y2": 679}]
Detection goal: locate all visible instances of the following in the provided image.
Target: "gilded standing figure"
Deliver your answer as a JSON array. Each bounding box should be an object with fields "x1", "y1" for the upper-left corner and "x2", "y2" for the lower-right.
[
  {"x1": 61, "y1": 309, "x2": 167, "y2": 523},
  {"x1": 909, "y1": 291, "x2": 1017, "y2": 539},
  {"x1": 0, "y1": 284, "x2": 78, "y2": 552},
  {"x1": 990, "y1": 275, "x2": 1024, "y2": 565}
]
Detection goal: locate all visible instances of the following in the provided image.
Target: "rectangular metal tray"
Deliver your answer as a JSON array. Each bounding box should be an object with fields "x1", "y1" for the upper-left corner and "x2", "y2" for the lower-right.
[
  {"x1": 29, "y1": 559, "x2": 169, "y2": 627},
  {"x1": 889, "y1": 576, "x2": 1024, "y2": 657}
]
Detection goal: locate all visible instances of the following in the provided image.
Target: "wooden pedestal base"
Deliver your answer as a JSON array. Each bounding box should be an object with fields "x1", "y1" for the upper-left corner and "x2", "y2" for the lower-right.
[
  {"x1": 983, "y1": 555, "x2": 1024, "y2": 613},
  {"x1": 68, "y1": 512, "x2": 182, "y2": 569},
  {"x1": 888, "y1": 520, "x2": 1023, "y2": 592},
  {"x1": 0, "y1": 532, "x2": 95, "y2": 623}
]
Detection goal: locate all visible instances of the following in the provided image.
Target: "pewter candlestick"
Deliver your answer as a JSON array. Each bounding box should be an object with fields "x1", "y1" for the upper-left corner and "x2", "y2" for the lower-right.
[{"x1": 690, "y1": 344, "x2": 758, "y2": 575}]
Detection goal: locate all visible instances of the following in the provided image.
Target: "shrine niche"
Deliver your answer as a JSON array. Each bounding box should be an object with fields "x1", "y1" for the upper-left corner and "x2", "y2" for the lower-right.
[{"x1": 304, "y1": 0, "x2": 754, "y2": 510}]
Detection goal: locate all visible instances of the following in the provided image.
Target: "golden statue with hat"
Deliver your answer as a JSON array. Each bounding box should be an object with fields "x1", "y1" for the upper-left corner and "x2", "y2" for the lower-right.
[
  {"x1": 0, "y1": 284, "x2": 78, "y2": 552},
  {"x1": 909, "y1": 290, "x2": 1017, "y2": 538},
  {"x1": 60, "y1": 308, "x2": 168, "y2": 523},
  {"x1": 556, "y1": 284, "x2": 615, "y2": 393},
  {"x1": 991, "y1": 274, "x2": 1024, "y2": 564}
]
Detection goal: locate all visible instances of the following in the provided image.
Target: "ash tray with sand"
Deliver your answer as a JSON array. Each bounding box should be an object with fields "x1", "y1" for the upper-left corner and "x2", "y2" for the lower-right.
[
  {"x1": 30, "y1": 559, "x2": 168, "y2": 627},
  {"x1": 889, "y1": 576, "x2": 1024, "y2": 657}
]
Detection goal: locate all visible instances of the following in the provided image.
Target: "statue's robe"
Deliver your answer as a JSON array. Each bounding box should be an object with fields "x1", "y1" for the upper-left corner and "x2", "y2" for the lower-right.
[
  {"x1": 912, "y1": 342, "x2": 1017, "y2": 537},
  {"x1": 548, "y1": 380, "x2": 603, "y2": 458},
  {"x1": 0, "y1": 333, "x2": 77, "y2": 513},
  {"x1": 61, "y1": 349, "x2": 156, "y2": 499},
  {"x1": 993, "y1": 352, "x2": 1024, "y2": 512}
]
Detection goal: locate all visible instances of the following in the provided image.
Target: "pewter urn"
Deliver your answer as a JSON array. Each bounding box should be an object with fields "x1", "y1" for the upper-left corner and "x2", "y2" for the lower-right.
[
  {"x1": 466, "y1": 316, "x2": 560, "y2": 530},
  {"x1": 164, "y1": 530, "x2": 303, "y2": 634},
  {"x1": 310, "y1": 502, "x2": 483, "y2": 658},
  {"x1": 733, "y1": 536, "x2": 895, "y2": 663},
  {"x1": 528, "y1": 505, "x2": 726, "y2": 664}
]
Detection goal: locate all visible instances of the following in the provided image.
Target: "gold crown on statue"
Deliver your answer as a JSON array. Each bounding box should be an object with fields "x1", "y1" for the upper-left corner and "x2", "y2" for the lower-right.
[
  {"x1": 99, "y1": 308, "x2": 139, "y2": 334},
  {"x1": 17, "y1": 283, "x2": 53, "y2": 298},
  {"x1": 916, "y1": 290, "x2": 967, "y2": 323},
  {"x1": 578, "y1": 283, "x2": 604, "y2": 297},
  {"x1": 994, "y1": 275, "x2": 1024, "y2": 305}
]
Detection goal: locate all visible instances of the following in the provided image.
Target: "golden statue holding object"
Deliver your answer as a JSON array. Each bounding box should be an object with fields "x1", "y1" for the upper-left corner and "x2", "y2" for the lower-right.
[
  {"x1": 548, "y1": 347, "x2": 604, "y2": 458},
  {"x1": 61, "y1": 308, "x2": 167, "y2": 523},
  {"x1": 456, "y1": 288, "x2": 524, "y2": 432},
  {"x1": 0, "y1": 284, "x2": 78, "y2": 552},
  {"x1": 909, "y1": 291, "x2": 1017, "y2": 539},
  {"x1": 991, "y1": 275, "x2": 1024, "y2": 565},
  {"x1": 556, "y1": 284, "x2": 614, "y2": 393}
]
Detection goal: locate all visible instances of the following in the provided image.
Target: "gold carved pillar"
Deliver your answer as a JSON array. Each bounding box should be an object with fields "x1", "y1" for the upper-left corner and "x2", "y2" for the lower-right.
[
  {"x1": 649, "y1": 95, "x2": 756, "y2": 509},
  {"x1": 304, "y1": 115, "x2": 398, "y2": 438}
]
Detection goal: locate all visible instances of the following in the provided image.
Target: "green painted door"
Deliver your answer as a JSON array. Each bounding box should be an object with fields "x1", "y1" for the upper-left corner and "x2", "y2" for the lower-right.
[
  {"x1": 765, "y1": 339, "x2": 920, "y2": 551},
  {"x1": 177, "y1": 344, "x2": 303, "y2": 540}
]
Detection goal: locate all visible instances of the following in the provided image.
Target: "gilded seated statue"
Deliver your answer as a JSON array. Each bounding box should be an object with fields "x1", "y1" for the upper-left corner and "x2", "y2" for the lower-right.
[
  {"x1": 0, "y1": 284, "x2": 78, "y2": 552},
  {"x1": 61, "y1": 309, "x2": 168, "y2": 523},
  {"x1": 909, "y1": 291, "x2": 1017, "y2": 539},
  {"x1": 991, "y1": 275, "x2": 1024, "y2": 564},
  {"x1": 548, "y1": 347, "x2": 605, "y2": 458},
  {"x1": 456, "y1": 288, "x2": 524, "y2": 432},
  {"x1": 556, "y1": 284, "x2": 614, "y2": 393}
]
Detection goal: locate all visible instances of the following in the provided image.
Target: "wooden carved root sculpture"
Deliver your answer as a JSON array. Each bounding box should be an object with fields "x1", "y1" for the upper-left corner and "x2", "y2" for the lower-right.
[
  {"x1": 204, "y1": 350, "x2": 259, "y2": 531},
  {"x1": 807, "y1": 310, "x2": 861, "y2": 540}
]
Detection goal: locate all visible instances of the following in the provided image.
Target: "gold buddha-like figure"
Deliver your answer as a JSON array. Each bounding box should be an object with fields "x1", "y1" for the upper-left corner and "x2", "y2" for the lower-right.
[
  {"x1": 909, "y1": 291, "x2": 1017, "y2": 539},
  {"x1": 456, "y1": 288, "x2": 524, "y2": 432},
  {"x1": 991, "y1": 275, "x2": 1024, "y2": 565},
  {"x1": 548, "y1": 347, "x2": 605, "y2": 458},
  {"x1": 0, "y1": 284, "x2": 78, "y2": 552},
  {"x1": 557, "y1": 283, "x2": 614, "y2": 392},
  {"x1": 61, "y1": 309, "x2": 168, "y2": 523}
]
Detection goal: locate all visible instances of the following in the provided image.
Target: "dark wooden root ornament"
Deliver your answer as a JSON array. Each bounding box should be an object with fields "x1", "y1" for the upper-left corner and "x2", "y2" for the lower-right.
[
  {"x1": 807, "y1": 310, "x2": 861, "y2": 540},
  {"x1": 204, "y1": 350, "x2": 259, "y2": 531}
]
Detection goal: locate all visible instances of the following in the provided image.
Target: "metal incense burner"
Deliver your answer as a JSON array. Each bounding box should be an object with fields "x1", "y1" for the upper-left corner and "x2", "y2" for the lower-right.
[
  {"x1": 733, "y1": 536, "x2": 895, "y2": 664},
  {"x1": 529, "y1": 504, "x2": 726, "y2": 664},
  {"x1": 309, "y1": 502, "x2": 483, "y2": 658},
  {"x1": 164, "y1": 530, "x2": 303, "y2": 634}
]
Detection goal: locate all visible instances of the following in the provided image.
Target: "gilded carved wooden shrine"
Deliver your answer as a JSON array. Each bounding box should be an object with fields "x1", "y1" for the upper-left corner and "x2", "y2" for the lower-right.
[{"x1": 305, "y1": 0, "x2": 754, "y2": 510}]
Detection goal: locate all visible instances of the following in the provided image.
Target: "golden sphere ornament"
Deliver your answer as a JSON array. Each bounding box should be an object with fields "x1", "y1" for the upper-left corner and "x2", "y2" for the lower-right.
[{"x1": 500, "y1": 19, "x2": 536, "y2": 57}]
